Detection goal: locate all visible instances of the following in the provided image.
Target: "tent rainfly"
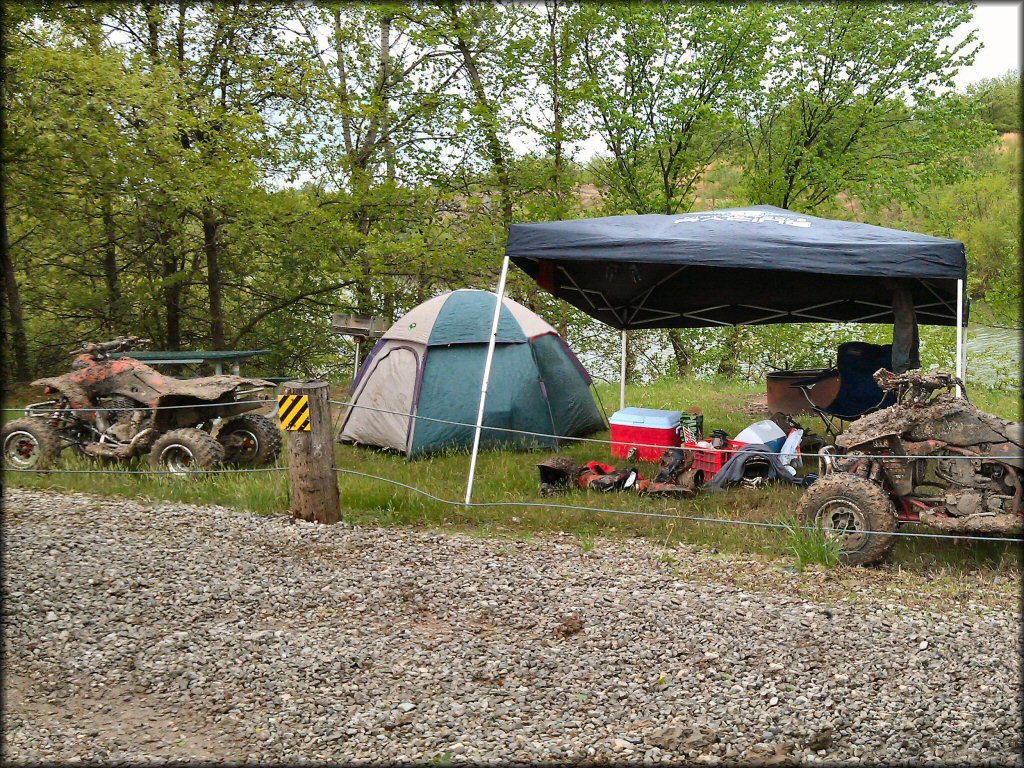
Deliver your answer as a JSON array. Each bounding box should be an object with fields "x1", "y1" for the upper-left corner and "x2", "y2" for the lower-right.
[
  {"x1": 503, "y1": 205, "x2": 969, "y2": 409},
  {"x1": 337, "y1": 289, "x2": 605, "y2": 459}
]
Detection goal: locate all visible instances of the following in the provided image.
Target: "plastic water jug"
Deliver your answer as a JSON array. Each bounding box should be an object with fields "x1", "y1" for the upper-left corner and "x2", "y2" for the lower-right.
[{"x1": 780, "y1": 428, "x2": 804, "y2": 467}]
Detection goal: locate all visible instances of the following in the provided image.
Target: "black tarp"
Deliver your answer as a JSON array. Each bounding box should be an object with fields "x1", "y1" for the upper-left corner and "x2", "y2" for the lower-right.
[{"x1": 506, "y1": 205, "x2": 967, "y2": 331}]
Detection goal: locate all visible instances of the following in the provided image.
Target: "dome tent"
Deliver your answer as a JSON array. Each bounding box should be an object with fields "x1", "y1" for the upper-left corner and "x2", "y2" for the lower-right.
[{"x1": 338, "y1": 290, "x2": 606, "y2": 458}]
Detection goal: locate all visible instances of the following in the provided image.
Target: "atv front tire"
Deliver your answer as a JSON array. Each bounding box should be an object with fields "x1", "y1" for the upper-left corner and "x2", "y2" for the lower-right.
[
  {"x1": 796, "y1": 473, "x2": 897, "y2": 566},
  {"x1": 149, "y1": 428, "x2": 225, "y2": 475},
  {"x1": 217, "y1": 414, "x2": 282, "y2": 466},
  {"x1": 1, "y1": 417, "x2": 63, "y2": 470}
]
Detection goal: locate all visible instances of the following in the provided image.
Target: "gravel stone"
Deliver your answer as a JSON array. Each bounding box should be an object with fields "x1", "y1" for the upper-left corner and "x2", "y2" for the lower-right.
[{"x1": 2, "y1": 487, "x2": 1020, "y2": 764}]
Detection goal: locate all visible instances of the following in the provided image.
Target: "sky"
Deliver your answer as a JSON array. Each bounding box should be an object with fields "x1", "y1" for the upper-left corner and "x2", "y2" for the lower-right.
[{"x1": 950, "y1": 1, "x2": 1021, "y2": 89}]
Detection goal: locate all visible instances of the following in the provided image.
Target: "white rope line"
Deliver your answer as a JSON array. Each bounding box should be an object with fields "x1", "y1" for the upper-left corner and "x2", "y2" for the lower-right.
[
  {"x1": 5, "y1": 464, "x2": 1018, "y2": 542},
  {"x1": 4, "y1": 465, "x2": 288, "y2": 476},
  {"x1": 7, "y1": 398, "x2": 1017, "y2": 460},
  {"x1": 329, "y1": 399, "x2": 1024, "y2": 461},
  {"x1": 334, "y1": 468, "x2": 1023, "y2": 544},
  {"x1": 3, "y1": 399, "x2": 277, "y2": 414}
]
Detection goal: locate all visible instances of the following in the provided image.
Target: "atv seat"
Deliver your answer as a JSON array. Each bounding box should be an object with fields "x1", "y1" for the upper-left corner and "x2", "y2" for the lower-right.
[{"x1": 791, "y1": 342, "x2": 897, "y2": 438}]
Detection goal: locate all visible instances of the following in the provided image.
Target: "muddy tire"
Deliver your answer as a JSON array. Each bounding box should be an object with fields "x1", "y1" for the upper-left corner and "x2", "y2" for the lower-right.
[
  {"x1": 796, "y1": 473, "x2": 897, "y2": 566},
  {"x1": 217, "y1": 414, "x2": 282, "y2": 466},
  {"x1": 148, "y1": 428, "x2": 225, "y2": 475},
  {"x1": 2, "y1": 417, "x2": 63, "y2": 470}
]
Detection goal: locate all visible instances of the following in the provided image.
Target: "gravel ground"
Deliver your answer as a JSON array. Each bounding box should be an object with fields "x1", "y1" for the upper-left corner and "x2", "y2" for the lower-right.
[{"x1": 3, "y1": 487, "x2": 1021, "y2": 765}]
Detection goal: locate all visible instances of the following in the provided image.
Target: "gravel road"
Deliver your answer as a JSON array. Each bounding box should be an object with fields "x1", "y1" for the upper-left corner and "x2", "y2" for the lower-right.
[{"x1": 3, "y1": 487, "x2": 1021, "y2": 764}]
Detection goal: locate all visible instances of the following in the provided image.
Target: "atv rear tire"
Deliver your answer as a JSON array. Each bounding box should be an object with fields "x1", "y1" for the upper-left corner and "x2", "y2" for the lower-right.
[
  {"x1": 217, "y1": 414, "x2": 282, "y2": 466},
  {"x1": 2, "y1": 417, "x2": 63, "y2": 470},
  {"x1": 149, "y1": 428, "x2": 225, "y2": 475},
  {"x1": 796, "y1": 473, "x2": 897, "y2": 566}
]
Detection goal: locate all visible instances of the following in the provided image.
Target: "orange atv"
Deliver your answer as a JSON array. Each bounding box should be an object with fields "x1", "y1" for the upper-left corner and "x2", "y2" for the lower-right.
[
  {"x1": 797, "y1": 369, "x2": 1022, "y2": 565},
  {"x1": 2, "y1": 337, "x2": 280, "y2": 474}
]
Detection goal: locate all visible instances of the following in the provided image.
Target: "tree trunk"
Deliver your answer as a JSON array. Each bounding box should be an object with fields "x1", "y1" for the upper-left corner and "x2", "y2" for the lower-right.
[
  {"x1": 547, "y1": 1, "x2": 564, "y2": 210},
  {"x1": 667, "y1": 329, "x2": 690, "y2": 379},
  {"x1": 1, "y1": 182, "x2": 29, "y2": 382},
  {"x1": 354, "y1": 202, "x2": 373, "y2": 314},
  {"x1": 716, "y1": 326, "x2": 743, "y2": 377},
  {"x1": 624, "y1": 330, "x2": 637, "y2": 383},
  {"x1": 159, "y1": 228, "x2": 181, "y2": 350},
  {"x1": 379, "y1": 15, "x2": 395, "y2": 181},
  {"x1": 333, "y1": 7, "x2": 354, "y2": 156},
  {"x1": 0, "y1": 12, "x2": 29, "y2": 382},
  {"x1": 143, "y1": 1, "x2": 160, "y2": 60},
  {"x1": 454, "y1": 33, "x2": 514, "y2": 231},
  {"x1": 203, "y1": 207, "x2": 225, "y2": 349},
  {"x1": 102, "y1": 196, "x2": 120, "y2": 333}
]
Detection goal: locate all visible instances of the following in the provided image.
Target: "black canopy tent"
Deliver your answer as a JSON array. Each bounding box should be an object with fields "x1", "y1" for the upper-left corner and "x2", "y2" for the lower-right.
[
  {"x1": 502, "y1": 205, "x2": 968, "y2": 409},
  {"x1": 462, "y1": 205, "x2": 967, "y2": 504}
]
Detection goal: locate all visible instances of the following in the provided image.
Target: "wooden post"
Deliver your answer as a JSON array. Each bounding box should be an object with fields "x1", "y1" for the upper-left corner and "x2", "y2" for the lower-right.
[{"x1": 283, "y1": 380, "x2": 340, "y2": 524}]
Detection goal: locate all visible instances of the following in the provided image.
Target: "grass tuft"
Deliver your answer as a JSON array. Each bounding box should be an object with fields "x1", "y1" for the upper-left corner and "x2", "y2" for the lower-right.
[{"x1": 783, "y1": 516, "x2": 844, "y2": 572}]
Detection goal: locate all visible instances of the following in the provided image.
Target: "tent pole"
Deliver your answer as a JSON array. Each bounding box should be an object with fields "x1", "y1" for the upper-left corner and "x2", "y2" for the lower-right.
[
  {"x1": 620, "y1": 329, "x2": 627, "y2": 412},
  {"x1": 465, "y1": 254, "x2": 510, "y2": 505},
  {"x1": 955, "y1": 278, "x2": 964, "y2": 396}
]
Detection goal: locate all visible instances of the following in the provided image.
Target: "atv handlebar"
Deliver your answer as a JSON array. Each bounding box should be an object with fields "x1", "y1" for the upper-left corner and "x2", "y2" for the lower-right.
[
  {"x1": 73, "y1": 336, "x2": 151, "y2": 358},
  {"x1": 874, "y1": 368, "x2": 966, "y2": 404}
]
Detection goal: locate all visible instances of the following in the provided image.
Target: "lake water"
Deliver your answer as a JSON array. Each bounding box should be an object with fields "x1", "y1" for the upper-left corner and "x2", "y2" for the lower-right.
[
  {"x1": 581, "y1": 322, "x2": 1020, "y2": 391},
  {"x1": 967, "y1": 324, "x2": 1020, "y2": 388}
]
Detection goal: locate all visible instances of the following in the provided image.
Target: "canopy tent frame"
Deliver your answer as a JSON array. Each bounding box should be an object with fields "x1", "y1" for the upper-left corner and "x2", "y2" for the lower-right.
[
  {"x1": 464, "y1": 256, "x2": 510, "y2": 505},
  {"x1": 464, "y1": 207, "x2": 969, "y2": 503},
  {"x1": 552, "y1": 260, "x2": 960, "y2": 330},
  {"x1": 606, "y1": 280, "x2": 966, "y2": 421},
  {"x1": 539, "y1": 268, "x2": 967, "y2": 421},
  {"x1": 465, "y1": 265, "x2": 968, "y2": 504}
]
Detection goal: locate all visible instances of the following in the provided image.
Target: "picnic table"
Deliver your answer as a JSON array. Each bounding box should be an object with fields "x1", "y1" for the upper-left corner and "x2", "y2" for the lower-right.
[{"x1": 111, "y1": 349, "x2": 272, "y2": 376}]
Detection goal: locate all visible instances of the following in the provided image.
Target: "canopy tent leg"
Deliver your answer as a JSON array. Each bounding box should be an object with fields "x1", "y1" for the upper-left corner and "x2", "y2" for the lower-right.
[
  {"x1": 955, "y1": 278, "x2": 966, "y2": 395},
  {"x1": 620, "y1": 329, "x2": 627, "y2": 412},
  {"x1": 465, "y1": 254, "x2": 510, "y2": 505}
]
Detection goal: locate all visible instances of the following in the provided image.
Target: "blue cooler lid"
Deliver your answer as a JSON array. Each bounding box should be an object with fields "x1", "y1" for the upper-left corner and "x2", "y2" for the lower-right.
[{"x1": 609, "y1": 407, "x2": 681, "y2": 429}]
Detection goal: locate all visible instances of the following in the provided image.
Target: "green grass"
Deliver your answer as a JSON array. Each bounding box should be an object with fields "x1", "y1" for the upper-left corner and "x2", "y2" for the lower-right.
[
  {"x1": 4, "y1": 375, "x2": 1022, "y2": 576},
  {"x1": 783, "y1": 516, "x2": 844, "y2": 571}
]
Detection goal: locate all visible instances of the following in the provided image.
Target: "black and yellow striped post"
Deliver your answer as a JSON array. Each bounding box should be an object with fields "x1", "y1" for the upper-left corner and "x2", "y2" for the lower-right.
[
  {"x1": 277, "y1": 393, "x2": 311, "y2": 431},
  {"x1": 280, "y1": 380, "x2": 340, "y2": 524}
]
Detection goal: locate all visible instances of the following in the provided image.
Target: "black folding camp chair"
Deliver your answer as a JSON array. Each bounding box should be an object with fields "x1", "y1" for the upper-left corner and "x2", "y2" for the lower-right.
[{"x1": 790, "y1": 342, "x2": 898, "y2": 439}]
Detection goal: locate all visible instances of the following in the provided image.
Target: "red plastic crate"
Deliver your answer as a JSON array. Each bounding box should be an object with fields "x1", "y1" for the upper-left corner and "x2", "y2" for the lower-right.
[
  {"x1": 683, "y1": 439, "x2": 747, "y2": 481},
  {"x1": 610, "y1": 423, "x2": 681, "y2": 462}
]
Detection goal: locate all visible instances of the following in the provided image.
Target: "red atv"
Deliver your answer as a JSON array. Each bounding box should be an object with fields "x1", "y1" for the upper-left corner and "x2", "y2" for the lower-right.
[
  {"x1": 2, "y1": 337, "x2": 281, "y2": 474},
  {"x1": 797, "y1": 369, "x2": 1022, "y2": 565}
]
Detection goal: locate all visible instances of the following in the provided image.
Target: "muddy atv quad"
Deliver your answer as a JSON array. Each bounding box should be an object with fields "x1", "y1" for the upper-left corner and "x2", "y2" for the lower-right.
[
  {"x1": 2, "y1": 337, "x2": 281, "y2": 474},
  {"x1": 797, "y1": 369, "x2": 1022, "y2": 565}
]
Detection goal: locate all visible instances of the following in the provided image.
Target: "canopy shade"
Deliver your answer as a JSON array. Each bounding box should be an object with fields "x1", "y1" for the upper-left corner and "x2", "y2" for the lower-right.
[{"x1": 506, "y1": 205, "x2": 966, "y2": 330}]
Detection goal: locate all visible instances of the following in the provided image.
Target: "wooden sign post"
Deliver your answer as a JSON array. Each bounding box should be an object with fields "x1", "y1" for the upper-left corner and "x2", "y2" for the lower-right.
[{"x1": 279, "y1": 380, "x2": 340, "y2": 524}]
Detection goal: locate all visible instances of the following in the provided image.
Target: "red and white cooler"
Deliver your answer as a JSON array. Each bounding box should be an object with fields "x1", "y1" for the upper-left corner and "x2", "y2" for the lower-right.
[{"x1": 609, "y1": 407, "x2": 681, "y2": 462}]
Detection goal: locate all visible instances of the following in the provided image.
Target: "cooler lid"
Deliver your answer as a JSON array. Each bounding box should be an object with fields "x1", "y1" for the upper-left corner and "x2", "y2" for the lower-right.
[{"x1": 609, "y1": 407, "x2": 681, "y2": 429}]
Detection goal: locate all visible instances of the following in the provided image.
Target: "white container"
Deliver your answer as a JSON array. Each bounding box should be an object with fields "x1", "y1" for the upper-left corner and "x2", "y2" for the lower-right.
[
  {"x1": 734, "y1": 419, "x2": 787, "y2": 452},
  {"x1": 780, "y1": 428, "x2": 804, "y2": 467}
]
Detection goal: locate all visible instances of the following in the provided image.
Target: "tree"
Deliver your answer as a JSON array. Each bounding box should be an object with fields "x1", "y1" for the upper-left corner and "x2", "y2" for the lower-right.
[
  {"x1": 3, "y1": 3, "x2": 334, "y2": 374},
  {"x1": 569, "y1": 3, "x2": 775, "y2": 216},
  {"x1": 742, "y1": 3, "x2": 987, "y2": 212},
  {"x1": 967, "y1": 69, "x2": 1021, "y2": 134}
]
